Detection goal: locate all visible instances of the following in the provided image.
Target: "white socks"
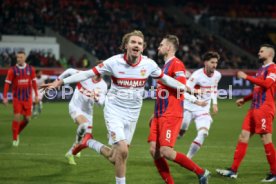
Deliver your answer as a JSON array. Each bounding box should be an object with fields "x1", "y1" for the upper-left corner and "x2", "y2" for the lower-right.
[
  {"x1": 187, "y1": 129, "x2": 208, "y2": 159},
  {"x1": 87, "y1": 139, "x2": 103, "y2": 154},
  {"x1": 116, "y1": 177, "x2": 126, "y2": 184}
]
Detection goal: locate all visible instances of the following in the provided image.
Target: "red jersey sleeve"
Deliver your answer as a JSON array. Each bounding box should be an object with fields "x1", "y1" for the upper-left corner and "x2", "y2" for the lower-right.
[
  {"x1": 3, "y1": 68, "x2": 13, "y2": 99},
  {"x1": 243, "y1": 92, "x2": 253, "y2": 102},
  {"x1": 5, "y1": 68, "x2": 14, "y2": 84},
  {"x1": 172, "y1": 61, "x2": 186, "y2": 84},
  {"x1": 246, "y1": 65, "x2": 276, "y2": 89}
]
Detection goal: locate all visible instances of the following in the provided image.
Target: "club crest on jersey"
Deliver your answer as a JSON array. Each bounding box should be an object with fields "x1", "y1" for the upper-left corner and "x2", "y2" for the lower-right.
[
  {"x1": 140, "y1": 68, "x2": 146, "y2": 76},
  {"x1": 98, "y1": 63, "x2": 104, "y2": 68}
]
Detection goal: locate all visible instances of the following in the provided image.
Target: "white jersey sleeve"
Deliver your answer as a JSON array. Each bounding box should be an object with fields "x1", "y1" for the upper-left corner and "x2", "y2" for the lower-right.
[
  {"x1": 211, "y1": 72, "x2": 221, "y2": 105},
  {"x1": 186, "y1": 72, "x2": 198, "y2": 89},
  {"x1": 58, "y1": 68, "x2": 79, "y2": 80},
  {"x1": 93, "y1": 56, "x2": 115, "y2": 76},
  {"x1": 148, "y1": 59, "x2": 164, "y2": 79},
  {"x1": 63, "y1": 70, "x2": 94, "y2": 84}
]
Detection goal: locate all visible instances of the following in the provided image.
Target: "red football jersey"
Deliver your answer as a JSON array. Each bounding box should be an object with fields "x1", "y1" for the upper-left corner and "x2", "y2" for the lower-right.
[
  {"x1": 247, "y1": 63, "x2": 276, "y2": 115},
  {"x1": 154, "y1": 57, "x2": 186, "y2": 117},
  {"x1": 4, "y1": 64, "x2": 36, "y2": 101}
]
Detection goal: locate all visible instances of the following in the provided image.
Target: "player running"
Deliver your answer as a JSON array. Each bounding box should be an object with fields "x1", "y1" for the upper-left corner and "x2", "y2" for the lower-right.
[
  {"x1": 178, "y1": 51, "x2": 221, "y2": 159},
  {"x1": 42, "y1": 30, "x2": 206, "y2": 184}
]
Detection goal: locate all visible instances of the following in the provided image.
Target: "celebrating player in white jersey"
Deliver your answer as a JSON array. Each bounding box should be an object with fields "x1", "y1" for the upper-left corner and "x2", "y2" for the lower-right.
[
  {"x1": 179, "y1": 51, "x2": 221, "y2": 159},
  {"x1": 32, "y1": 69, "x2": 49, "y2": 116},
  {"x1": 42, "y1": 30, "x2": 199, "y2": 184},
  {"x1": 57, "y1": 67, "x2": 112, "y2": 165}
]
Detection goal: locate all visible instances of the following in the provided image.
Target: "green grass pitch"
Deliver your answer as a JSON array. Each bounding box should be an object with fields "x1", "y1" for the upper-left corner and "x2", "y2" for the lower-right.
[{"x1": 0, "y1": 99, "x2": 275, "y2": 184}]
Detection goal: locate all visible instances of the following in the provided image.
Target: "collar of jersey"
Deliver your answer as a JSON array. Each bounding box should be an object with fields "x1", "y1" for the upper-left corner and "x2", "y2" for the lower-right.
[
  {"x1": 262, "y1": 62, "x2": 274, "y2": 68},
  {"x1": 165, "y1": 56, "x2": 175, "y2": 64},
  {"x1": 203, "y1": 68, "x2": 214, "y2": 78},
  {"x1": 123, "y1": 53, "x2": 142, "y2": 67},
  {"x1": 16, "y1": 63, "x2": 27, "y2": 69}
]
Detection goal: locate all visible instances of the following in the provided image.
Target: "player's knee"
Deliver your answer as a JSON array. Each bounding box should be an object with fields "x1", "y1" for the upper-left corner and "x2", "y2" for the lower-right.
[
  {"x1": 159, "y1": 146, "x2": 173, "y2": 159},
  {"x1": 198, "y1": 128, "x2": 209, "y2": 138},
  {"x1": 260, "y1": 134, "x2": 272, "y2": 144},
  {"x1": 119, "y1": 148, "x2": 128, "y2": 160},
  {"x1": 14, "y1": 114, "x2": 21, "y2": 121},
  {"x1": 117, "y1": 143, "x2": 129, "y2": 160},
  {"x1": 238, "y1": 131, "x2": 250, "y2": 143},
  {"x1": 149, "y1": 146, "x2": 156, "y2": 157}
]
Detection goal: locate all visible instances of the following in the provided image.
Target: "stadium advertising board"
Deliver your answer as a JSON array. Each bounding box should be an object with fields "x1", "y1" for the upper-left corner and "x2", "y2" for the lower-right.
[{"x1": 0, "y1": 69, "x2": 255, "y2": 101}]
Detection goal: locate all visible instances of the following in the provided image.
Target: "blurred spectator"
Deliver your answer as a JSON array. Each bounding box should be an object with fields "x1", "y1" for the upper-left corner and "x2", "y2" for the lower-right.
[
  {"x1": 2, "y1": 0, "x2": 273, "y2": 69},
  {"x1": 59, "y1": 54, "x2": 68, "y2": 68}
]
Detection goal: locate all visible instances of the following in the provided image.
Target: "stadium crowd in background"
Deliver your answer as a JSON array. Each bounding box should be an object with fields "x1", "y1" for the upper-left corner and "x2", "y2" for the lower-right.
[
  {"x1": 0, "y1": 51, "x2": 91, "y2": 68},
  {"x1": 1, "y1": 0, "x2": 275, "y2": 69}
]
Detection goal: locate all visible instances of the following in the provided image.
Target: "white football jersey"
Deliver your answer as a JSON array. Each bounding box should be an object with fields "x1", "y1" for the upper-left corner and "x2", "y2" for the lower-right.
[
  {"x1": 69, "y1": 78, "x2": 107, "y2": 117},
  {"x1": 93, "y1": 54, "x2": 163, "y2": 111},
  {"x1": 184, "y1": 68, "x2": 221, "y2": 112}
]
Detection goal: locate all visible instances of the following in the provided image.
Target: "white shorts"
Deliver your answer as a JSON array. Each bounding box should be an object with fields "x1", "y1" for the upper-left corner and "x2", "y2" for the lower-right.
[
  {"x1": 182, "y1": 110, "x2": 212, "y2": 131},
  {"x1": 104, "y1": 100, "x2": 140, "y2": 145},
  {"x1": 69, "y1": 103, "x2": 93, "y2": 126}
]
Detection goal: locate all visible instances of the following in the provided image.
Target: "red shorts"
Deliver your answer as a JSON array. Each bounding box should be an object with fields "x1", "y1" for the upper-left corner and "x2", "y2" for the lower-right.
[
  {"x1": 242, "y1": 109, "x2": 274, "y2": 134},
  {"x1": 148, "y1": 116, "x2": 182, "y2": 147},
  {"x1": 13, "y1": 98, "x2": 32, "y2": 117}
]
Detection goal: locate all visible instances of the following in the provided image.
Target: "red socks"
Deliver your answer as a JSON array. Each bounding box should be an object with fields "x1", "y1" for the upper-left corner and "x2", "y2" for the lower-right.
[
  {"x1": 173, "y1": 152, "x2": 204, "y2": 175},
  {"x1": 19, "y1": 120, "x2": 28, "y2": 134},
  {"x1": 154, "y1": 157, "x2": 174, "y2": 184},
  {"x1": 231, "y1": 142, "x2": 248, "y2": 172},
  {"x1": 12, "y1": 120, "x2": 20, "y2": 140},
  {"x1": 264, "y1": 143, "x2": 276, "y2": 175},
  {"x1": 12, "y1": 120, "x2": 29, "y2": 140}
]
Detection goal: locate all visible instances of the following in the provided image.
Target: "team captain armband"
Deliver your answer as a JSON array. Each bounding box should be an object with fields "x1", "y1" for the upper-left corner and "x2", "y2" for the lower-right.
[
  {"x1": 267, "y1": 73, "x2": 276, "y2": 81},
  {"x1": 174, "y1": 71, "x2": 186, "y2": 77}
]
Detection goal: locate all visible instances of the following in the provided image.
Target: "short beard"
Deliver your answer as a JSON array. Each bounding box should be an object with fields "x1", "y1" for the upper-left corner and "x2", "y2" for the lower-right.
[
  {"x1": 258, "y1": 57, "x2": 266, "y2": 63},
  {"x1": 157, "y1": 53, "x2": 165, "y2": 60}
]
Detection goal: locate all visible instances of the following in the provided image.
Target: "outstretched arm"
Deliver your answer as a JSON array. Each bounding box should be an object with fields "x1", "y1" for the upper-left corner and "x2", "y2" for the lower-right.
[
  {"x1": 246, "y1": 76, "x2": 274, "y2": 89},
  {"x1": 42, "y1": 70, "x2": 96, "y2": 89},
  {"x1": 58, "y1": 68, "x2": 79, "y2": 80},
  {"x1": 159, "y1": 74, "x2": 201, "y2": 94},
  {"x1": 243, "y1": 92, "x2": 253, "y2": 102},
  {"x1": 237, "y1": 71, "x2": 275, "y2": 89},
  {"x1": 63, "y1": 70, "x2": 95, "y2": 84},
  {"x1": 159, "y1": 74, "x2": 187, "y2": 91}
]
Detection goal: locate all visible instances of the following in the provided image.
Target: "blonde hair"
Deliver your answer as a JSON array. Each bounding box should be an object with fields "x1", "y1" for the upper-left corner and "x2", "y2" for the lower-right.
[{"x1": 120, "y1": 30, "x2": 146, "y2": 52}]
